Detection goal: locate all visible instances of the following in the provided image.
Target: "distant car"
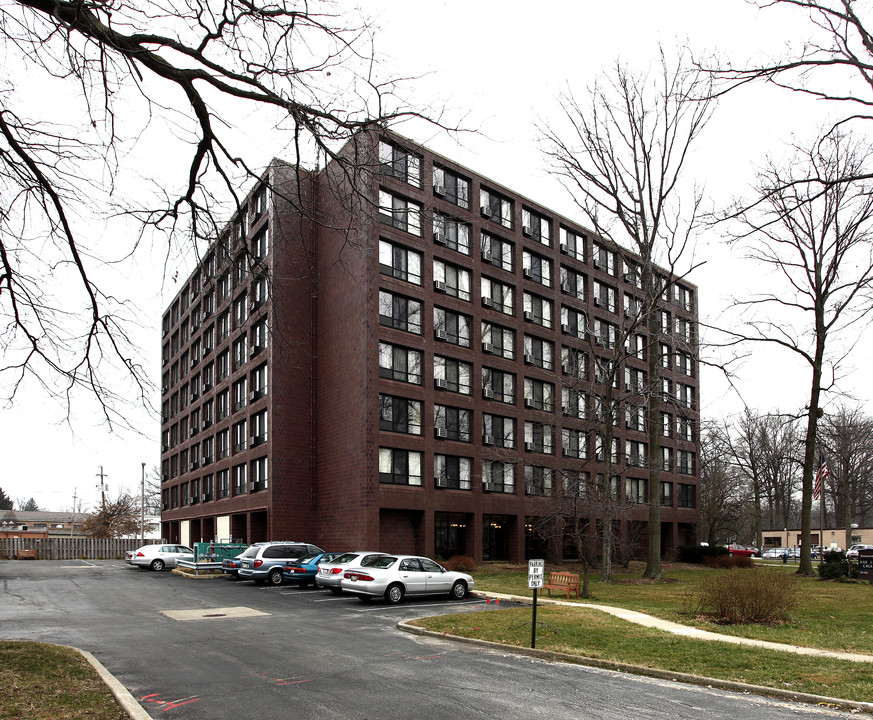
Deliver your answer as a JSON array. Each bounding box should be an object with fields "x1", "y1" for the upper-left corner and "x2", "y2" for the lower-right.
[
  {"x1": 727, "y1": 544, "x2": 759, "y2": 558},
  {"x1": 282, "y1": 552, "x2": 342, "y2": 586},
  {"x1": 237, "y1": 542, "x2": 324, "y2": 585},
  {"x1": 315, "y1": 551, "x2": 388, "y2": 593},
  {"x1": 340, "y1": 554, "x2": 474, "y2": 604},
  {"x1": 846, "y1": 544, "x2": 873, "y2": 559},
  {"x1": 762, "y1": 547, "x2": 788, "y2": 559},
  {"x1": 128, "y1": 544, "x2": 193, "y2": 571}
]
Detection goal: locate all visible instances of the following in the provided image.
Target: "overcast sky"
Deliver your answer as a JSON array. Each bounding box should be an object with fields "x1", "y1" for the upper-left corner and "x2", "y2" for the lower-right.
[{"x1": 2, "y1": 0, "x2": 870, "y2": 512}]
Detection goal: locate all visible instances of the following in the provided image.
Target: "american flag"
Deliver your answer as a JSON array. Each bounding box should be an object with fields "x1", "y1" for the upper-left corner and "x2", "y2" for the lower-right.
[{"x1": 813, "y1": 456, "x2": 829, "y2": 501}]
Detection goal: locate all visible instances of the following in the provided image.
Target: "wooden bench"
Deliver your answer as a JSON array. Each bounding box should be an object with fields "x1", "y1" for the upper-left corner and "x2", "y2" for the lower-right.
[
  {"x1": 16, "y1": 549, "x2": 36, "y2": 560},
  {"x1": 543, "y1": 571, "x2": 580, "y2": 599}
]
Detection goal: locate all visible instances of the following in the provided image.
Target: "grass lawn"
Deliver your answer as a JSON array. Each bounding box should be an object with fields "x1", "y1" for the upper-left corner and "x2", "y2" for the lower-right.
[
  {"x1": 406, "y1": 560, "x2": 873, "y2": 703},
  {"x1": 0, "y1": 642, "x2": 126, "y2": 720}
]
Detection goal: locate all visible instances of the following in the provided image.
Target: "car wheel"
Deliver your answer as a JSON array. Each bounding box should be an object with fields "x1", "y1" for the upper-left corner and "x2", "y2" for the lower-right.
[
  {"x1": 267, "y1": 568, "x2": 283, "y2": 586},
  {"x1": 150, "y1": 559, "x2": 165, "y2": 571},
  {"x1": 450, "y1": 580, "x2": 467, "y2": 600},
  {"x1": 385, "y1": 583, "x2": 405, "y2": 604}
]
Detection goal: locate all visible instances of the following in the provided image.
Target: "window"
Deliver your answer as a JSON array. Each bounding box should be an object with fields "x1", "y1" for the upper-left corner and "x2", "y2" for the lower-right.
[
  {"x1": 675, "y1": 285, "x2": 693, "y2": 311},
  {"x1": 432, "y1": 165, "x2": 469, "y2": 208},
  {"x1": 379, "y1": 291, "x2": 422, "y2": 335},
  {"x1": 661, "y1": 446, "x2": 673, "y2": 472},
  {"x1": 593, "y1": 394, "x2": 618, "y2": 424},
  {"x1": 232, "y1": 334, "x2": 248, "y2": 370},
  {"x1": 523, "y1": 250, "x2": 552, "y2": 286},
  {"x1": 522, "y1": 208, "x2": 551, "y2": 246},
  {"x1": 379, "y1": 190, "x2": 422, "y2": 236},
  {"x1": 623, "y1": 293, "x2": 642, "y2": 322},
  {"x1": 433, "y1": 214, "x2": 470, "y2": 255},
  {"x1": 660, "y1": 343, "x2": 672, "y2": 370},
  {"x1": 251, "y1": 319, "x2": 267, "y2": 357},
  {"x1": 676, "y1": 383, "x2": 695, "y2": 409},
  {"x1": 678, "y1": 483, "x2": 696, "y2": 508},
  {"x1": 233, "y1": 294, "x2": 248, "y2": 328},
  {"x1": 233, "y1": 463, "x2": 247, "y2": 495},
  {"x1": 216, "y1": 389, "x2": 229, "y2": 420},
  {"x1": 233, "y1": 377, "x2": 247, "y2": 412},
  {"x1": 203, "y1": 252, "x2": 216, "y2": 280},
  {"x1": 625, "y1": 333, "x2": 646, "y2": 360},
  {"x1": 379, "y1": 239, "x2": 422, "y2": 285},
  {"x1": 217, "y1": 469, "x2": 229, "y2": 499},
  {"x1": 252, "y1": 275, "x2": 268, "y2": 309},
  {"x1": 660, "y1": 309, "x2": 672, "y2": 335},
  {"x1": 661, "y1": 378, "x2": 673, "y2": 402},
  {"x1": 202, "y1": 436, "x2": 214, "y2": 465},
  {"x1": 481, "y1": 321, "x2": 514, "y2": 359},
  {"x1": 560, "y1": 266, "x2": 586, "y2": 301},
  {"x1": 524, "y1": 421, "x2": 552, "y2": 454},
  {"x1": 626, "y1": 403, "x2": 646, "y2": 432},
  {"x1": 677, "y1": 450, "x2": 696, "y2": 475},
  {"x1": 482, "y1": 460, "x2": 515, "y2": 494},
  {"x1": 482, "y1": 367, "x2": 515, "y2": 404},
  {"x1": 234, "y1": 254, "x2": 250, "y2": 285},
  {"x1": 562, "y1": 428, "x2": 587, "y2": 458},
  {"x1": 676, "y1": 318, "x2": 694, "y2": 345},
  {"x1": 434, "y1": 355, "x2": 471, "y2": 394},
  {"x1": 523, "y1": 335, "x2": 554, "y2": 370},
  {"x1": 379, "y1": 394, "x2": 422, "y2": 435},
  {"x1": 562, "y1": 387, "x2": 586, "y2": 419},
  {"x1": 562, "y1": 470, "x2": 589, "y2": 498},
  {"x1": 480, "y1": 187, "x2": 512, "y2": 228},
  {"x1": 560, "y1": 307, "x2": 586, "y2": 340},
  {"x1": 434, "y1": 455, "x2": 472, "y2": 490},
  {"x1": 561, "y1": 347, "x2": 587, "y2": 379},
  {"x1": 434, "y1": 307, "x2": 471, "y2": 347},
  {"x1": 559, "y1": 227, "x2": 585, "y2": 261},
  {"x1": 233, "y1": 419, "x2": 247, "y2": 453},
  {"x1": 624, "y1": 366, "x2": 647, "y2": 395},
  {"x1": 218, "y1": 311, "x2": 230, "y2": 341},
  {"x1": 523, "y1": 292, "x2": 552, "y2": 328},
  {"x1": 434, "y1": 405, "x2": 471, "y2": 442},
  {"x1": 481, "y1": 277, "x2": 514, "y2": 315},
  {"x1": 592, "y1": 242, "x2": 616, "y2": 275},
  {"x1": 251, "y1": 409, "x2": 268, "y2": 447},
  {"x1": 202, "y1": 325, "x2": 215, "y2": 355},
  {"x1": 660, "y1": 481, "x2": 673, "y2": 507},
  {"x1": 676, "y1": 351, "x2": 694, "y2": 377},
  {"x1": 251, "y1": 457, "x2": 268, "y2": 490},
  {"x1": 678, "y1": 415, "x2": 695, "y2": 442},
  {"x1": 482, "y1": 413, "x2": 514, "y2": 448},
  {"x1": 379, "y1": 448, "x2": 422, "y2": 486},
  {"x1": 202, "y1": 399, "x2": 214, "y2": 429},
  {"x1": 216, "y1": 429, "x2": 230, "y2": 460},
  {"x1": 252, "y1": 185, "x2": 268, "y2": 219},
  {"x1": 523, "y1": 378, "x2": 554, "y2": 412},
  {"x1": 593, "y1": 318, "x2": 616, "y2": 349},
  {"x1": 593, "y1": 281, "x2": 617, "y2": 313},
  {"x1": 625, "y1": 440, "x2": 647, "y2": 467},
  {"x1": 433, "y1": 259, "x2": 471, "y2": 301},
  {"x1": 379, "y1": 139, "x2": 421, "y2": 187},
  {"x1": 662, "y1": 411, "x2": 673, "y2": 437},
  {"x1": 481, "y1": 231, "x2": 513, "y2": 271},
  {"x1": 251, "y1": 225, "x2": 269, "y2": 261},
  {"x1": 626, "y1": 477, "x2": 648, "y2": 504},
  {"x1": 380, "y1": 342, "x2": 422, "y2": 385},
  {"x1": 525, "y1": 465, "x2": 553, "y2": 496},
  {"x1": 595, "y1": 435, "x2": 620, "y2": 463},
  {"x1": 251, "y1": 363, "x2": 268, "y2": 400}
]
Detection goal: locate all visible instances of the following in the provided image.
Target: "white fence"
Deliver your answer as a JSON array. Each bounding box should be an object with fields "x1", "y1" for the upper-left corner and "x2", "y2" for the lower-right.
[{"x1": 0, "y1": 537, "x2": 147, "y2": 560}]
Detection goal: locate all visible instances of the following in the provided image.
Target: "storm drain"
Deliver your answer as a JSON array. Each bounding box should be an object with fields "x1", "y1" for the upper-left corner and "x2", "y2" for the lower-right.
[{"x1": 161, "y1": 606, "x2": 270, "y2": 621}]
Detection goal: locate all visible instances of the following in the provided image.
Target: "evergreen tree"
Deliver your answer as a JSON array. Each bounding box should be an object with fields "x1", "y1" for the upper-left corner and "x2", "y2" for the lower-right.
[{"x1": 0, "y1": 487, "x2": 13, "y2": 510}]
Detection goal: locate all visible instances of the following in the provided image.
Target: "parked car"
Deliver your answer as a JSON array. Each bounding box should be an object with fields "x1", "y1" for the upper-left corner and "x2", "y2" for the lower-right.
[
  {"x1": 762, "y1": 547, "x2": 788, "y2": 559},
  {"x1": 222, "y1": 542, "x2": 269, "y2": 578},
  {"x1": 315, "y1": 551, "x2": 389, "y2": 594},
  {"x1": 727, "y1": 543, "x2": 760, "y2": 558},
  {"x1": 128, "y1": 544, "x2": 193, "y2": 571},
  {"x1": 237, "y1": 542, "x2": 324, "y2": 585},
  {"x1": 340, "y1": 554, "x2": 474, "y2": 604},
  {"x1": 846, "y1": 544, "x2": 873, "y2": 559},
  {"x1": 282, "y1": 552, "x2": 342, "y2": 586}
]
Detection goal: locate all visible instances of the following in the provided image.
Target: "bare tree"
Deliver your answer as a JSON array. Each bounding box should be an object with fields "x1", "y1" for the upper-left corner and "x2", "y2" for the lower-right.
[
  {"x1": 81, "y1": 491, "x2": 145, "y2": 538},
  {"x1": 698, "y1": 422, "x2": 747, "y2": 546},
  {"x1": 540, "y1": 49, "x2": 716, "y2": 579},
  {"x1": 721, "y1": 130, "x2": 873, "y2": 574},
  {"x1": 0, "y1": 0, "x2": 437, "y2": 423}
]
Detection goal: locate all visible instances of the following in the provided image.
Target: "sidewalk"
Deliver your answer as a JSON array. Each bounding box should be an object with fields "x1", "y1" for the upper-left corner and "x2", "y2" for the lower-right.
[{"x1": 472, "y1": 591, "x2": 873, "y2": 663}]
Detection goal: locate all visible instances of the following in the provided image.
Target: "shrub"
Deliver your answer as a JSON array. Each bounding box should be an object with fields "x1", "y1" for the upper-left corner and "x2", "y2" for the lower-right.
[
  {"x1": 444, "y1": 555, "x2": 476, "y2": 573},
  {"x1": 703, "y1": 554, "x2": 754, "y2": 570},
  {"x1": 677, "y1": 544, "x2": 728, "y2": 564},
  {"x1": 818, "y1": 550, "x2": 857, "y2": 580},
  {"x1": 688, "y1": 569, "x2": 798, "y2": 624}
]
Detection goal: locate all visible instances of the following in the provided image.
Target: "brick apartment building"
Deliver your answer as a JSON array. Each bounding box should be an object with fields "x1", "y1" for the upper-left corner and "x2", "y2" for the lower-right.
[{"x1": 159, "y1": 131, "x2": 700, "y2": 563}]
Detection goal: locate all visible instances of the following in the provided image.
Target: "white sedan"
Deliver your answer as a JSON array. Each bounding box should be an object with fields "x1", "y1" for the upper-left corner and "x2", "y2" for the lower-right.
[
  {"x1": 340, "y1": 554, "x2": 474, "y2": 604},
  {"x1": 128, "y1": 544, "x2": 193, "y2": 571}
]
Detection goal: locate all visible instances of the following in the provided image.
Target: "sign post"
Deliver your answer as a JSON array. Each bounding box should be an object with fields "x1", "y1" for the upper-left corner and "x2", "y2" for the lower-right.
[{"x1": 528, "y1": 559, "x2": 544, "y2": 648}]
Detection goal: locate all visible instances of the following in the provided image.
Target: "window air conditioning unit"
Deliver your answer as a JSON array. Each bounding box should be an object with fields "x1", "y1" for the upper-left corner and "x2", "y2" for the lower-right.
[
  {"x1": 162, "y1": 503, "x2": 169, "y2": 510},
  {"x1": 594, "y1": 296, "x2": 602, "y2": 307},
  {"x1": 188, "y1": 497, "x2": 196, "y2": 505},
  {"x1": 593, "y1": 257, "x2": 602, "y2": 269},
  {"x1": 482, "y1": 388, "x2": 494, "y2": 399},
  {"x1": 480, "y1": 205, "x2": 491, "y2": 217},
  {"x1": 595, "y1": 452, "x2": 604, "y2": 461},
  {"x1": 435, "y1": 427, "x2": 448, "y2": 438},
  {"x1": 522, "y1": 224, "x2": 533, "y2": 237},
  {"x1": 434, "y1": 280, "x2": 447, "y2": 292},
  {"x1": 523, "y1": 310, "x2": 533, "y2": 321},
  {"x1": 204, "y1": 309, "x2": 212, "y2": 318},
  {"x1": 162, "y1": 443, "x2": 169, "y2": 453},
  {"x1": 524, "y1": 398, "x2": 535, "y2": 409},
  {"x1": 204, "y1": 456, "x2": 213, "y2": 465},
  {"x1": 560, "y1": 282, "x2": 570, "y2": 294},
  {"x1": 191, "y1": 460, "x2": 200, "y2": 470},
  {"x1": 524, "y1": 441, "x2": 535, "y2": 452},
  {"x1": 202, "y1": 420, "x2": 211, "y2": 430},
  {"x1": 481, "y1": 296, "x2": 494, "y2": 308},
  {"x1": 523, "y1": 353, "x2": 535, "y2": 365},
  {"x1": 436, "y1": 477, "x2": 449, "y2": 488},
  {"x1": 523, "y1": 267, "x2": 532, "y2": 279},
  {"x1": 434, "y1": 231, "x2": 447, "y2": 246},
  {"x1": 189, "y1": 428, "x2": 196, "y2": 438},
  {"x1": 204, "y1": 382, "x2": 212, "y2": 391},
  {"x1": 481, "y1": 250, "x2": 493, "y2": 263},
  {"x1": 559, "y1": 242, "x2": 569, "y2": 254},
  {"x1": 434, "y1": 328, "x2": 448, "y2": 341},
  {"x1": 434, "y1": 185, "x2": 446, "y2": 197},
  {"x1": 594, "y1": 336, "x2": 604, "y2": 347},
  {"x1": 561, "y1": 323, "x2": 570, "y2": 334},
  {"x1": 483, "y1": 481, "x2": 495, "y2": 492},
  {"x1": 201, "y1": 493, "x2": 210, "y2": 502},
  {"x1": 434, "y1": 378, "x2": 448, "y2": 389},
  {"x1": 482, "y1": 342, "x2": 494, "y2": 354},
  {"x1": 162, "y1": 473, "x2": 169, "y2": 482},
  {"x1": 482, "y1": 434, "x2": 495, "y2": 446},
  {"x1": 562, "y1": 405, "x2": 570, "y2": 416},
  {"x1": 624, "y1": 272, "x2": 634, "y2": 283}
]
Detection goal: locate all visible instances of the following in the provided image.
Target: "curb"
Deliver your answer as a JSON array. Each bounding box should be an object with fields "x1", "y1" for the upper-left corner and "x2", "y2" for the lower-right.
[
  {"x1": 64, "y1": 645, "x2": 150, "y2": 720},
  {"x1": 396, "y1": 622, "x2": 873, "y2": 715}
]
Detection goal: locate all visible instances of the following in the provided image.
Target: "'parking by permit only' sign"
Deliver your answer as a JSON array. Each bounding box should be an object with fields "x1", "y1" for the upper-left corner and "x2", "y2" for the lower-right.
[{"x1": 528, "y1": 559, "x2": 544, "y2": 589}]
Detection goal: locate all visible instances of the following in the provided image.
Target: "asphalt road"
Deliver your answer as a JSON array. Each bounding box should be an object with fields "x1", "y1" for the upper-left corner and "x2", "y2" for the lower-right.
[{"x1": 0, "y1": 560, "x2": 860, "y2": 719}]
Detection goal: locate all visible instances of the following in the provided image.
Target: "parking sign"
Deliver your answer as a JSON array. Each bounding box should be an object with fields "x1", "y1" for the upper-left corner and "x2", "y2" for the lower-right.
[{"x1": 528, "y1": 559, "x2": 544, "y2": 589}]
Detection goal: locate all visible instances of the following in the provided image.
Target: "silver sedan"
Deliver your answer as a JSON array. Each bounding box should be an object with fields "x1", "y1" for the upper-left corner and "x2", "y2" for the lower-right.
[
  {"x1": 315, "y1": 551, "x2": 387, "y2": 593},
  {"x1": 128, "y1": 544, "x2": 193, "y2": 571},
  {"x1": 340, "y1": 554, "x2": 474, "y2": 604}
]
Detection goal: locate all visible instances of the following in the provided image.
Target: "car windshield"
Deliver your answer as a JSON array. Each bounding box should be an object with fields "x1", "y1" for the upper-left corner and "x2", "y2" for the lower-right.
[
  {"x1": 360, "y1": 554, "x2": 386, "y2": 566},
  {"x1": 368, "y1": 556, "x2": 398, "y2": 570},
  {"x1": 296, "y1": 554, "x2": 319, "y2": 564}
]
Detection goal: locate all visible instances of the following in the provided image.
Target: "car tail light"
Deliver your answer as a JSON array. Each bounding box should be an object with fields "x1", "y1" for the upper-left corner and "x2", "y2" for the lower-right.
[
  {"x1": 137, "y1": 552, "x2": 145, "y2": 557},
  {"x1": 286, "y1": 567, "x2": 304, "y2": 573},
  {"x1": 344, "y1": 571, "x2": 374, "y2": 582},
  {"x1": 330, "y1": 568, "x2": 343, "y2": 575},
  {"x1": 254, "y1": 559, "x2": 263, "y2": 568}
]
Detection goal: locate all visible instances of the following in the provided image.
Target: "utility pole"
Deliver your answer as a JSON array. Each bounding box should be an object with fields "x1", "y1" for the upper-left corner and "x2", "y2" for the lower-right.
[
  {"x1": 96, "y1": 466, "x2": 108, "y2": 512},
  {"x1": 141, "y1": 463, "x2": 146, "y2": 545},
  {"x1": 70, "y1": 488, "x2": 77, "y2": 537}
]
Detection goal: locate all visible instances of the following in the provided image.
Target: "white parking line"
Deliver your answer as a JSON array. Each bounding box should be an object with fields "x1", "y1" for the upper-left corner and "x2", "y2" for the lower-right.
[{"x1": 355, "y1": 599, "x2": 485, "y2": 612}]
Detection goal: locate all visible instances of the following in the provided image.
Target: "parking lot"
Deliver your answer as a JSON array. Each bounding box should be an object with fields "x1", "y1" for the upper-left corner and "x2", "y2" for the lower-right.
[{"x1": 1, "y1": 560, "x2": 863, "y2": 719}]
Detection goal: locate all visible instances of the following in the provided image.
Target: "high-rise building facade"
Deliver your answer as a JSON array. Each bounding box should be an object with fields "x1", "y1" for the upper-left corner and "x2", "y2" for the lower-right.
[{"x1": 160, "y1": 131, "x2": 700, "y2": 563}]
